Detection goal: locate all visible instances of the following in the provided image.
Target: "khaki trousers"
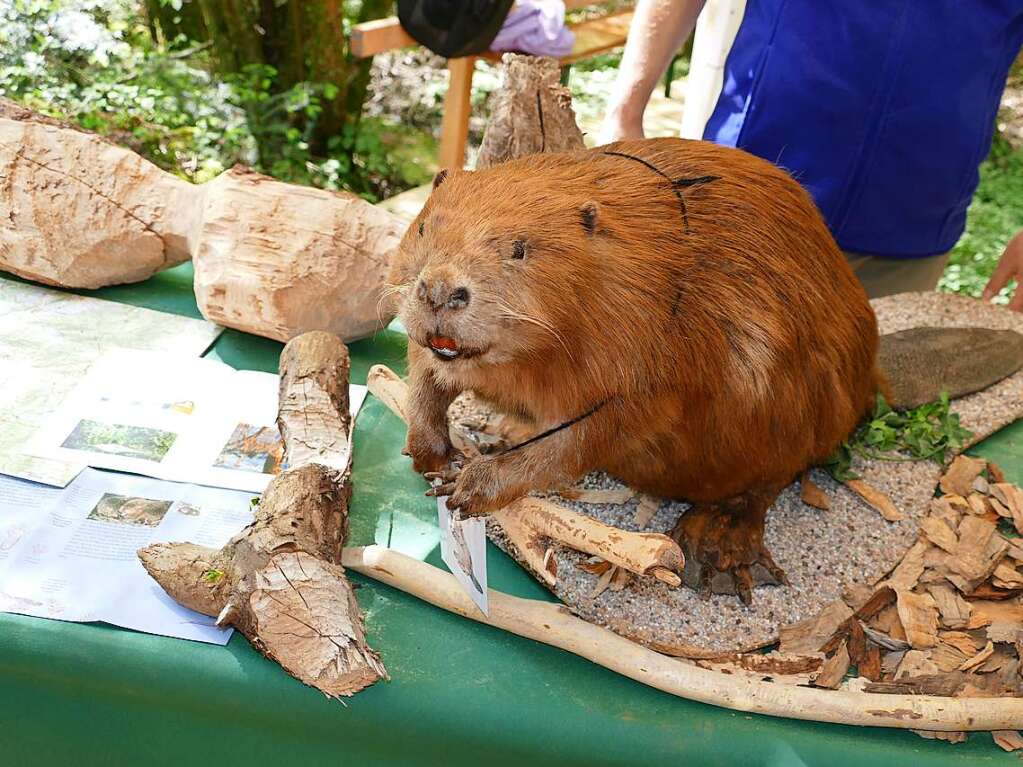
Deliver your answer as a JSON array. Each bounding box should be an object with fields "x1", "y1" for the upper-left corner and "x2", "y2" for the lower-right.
[{"x1": 843, "y1": 250, "x2": 950, "y2": 300}]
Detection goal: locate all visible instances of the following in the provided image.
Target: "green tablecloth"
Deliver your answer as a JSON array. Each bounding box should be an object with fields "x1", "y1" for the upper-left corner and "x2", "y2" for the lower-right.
[{"x1": 1, "y1": 264, "x2": 1019, "y2": 766}]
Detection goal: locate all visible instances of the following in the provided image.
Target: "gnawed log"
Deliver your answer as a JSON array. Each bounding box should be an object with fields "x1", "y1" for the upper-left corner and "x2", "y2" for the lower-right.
[
  {"x1": 138, "y1": 332, "x2": 386, "y2": 698},
  {"x1": 192, "y1": 166, "x2": 404, "y2": 343},
  {"x1": 0, "y1": 98, "x2": 196, "y2": 288},
  {"x1": 365, "y1": 364, "x2": 683, "y2": 585},
  {"x1": 475, "y1": 54, "x2": 585, "y2": 169},
  {"x1": 0, "y1": 101, "x2": 403, "y2": 342}
]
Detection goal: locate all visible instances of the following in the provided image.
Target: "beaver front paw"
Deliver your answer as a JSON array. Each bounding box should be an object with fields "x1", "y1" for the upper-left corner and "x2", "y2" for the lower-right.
[
  {"x1": 425, "y1": 458, "x2": 508, "y2": 517},
  {"x1": 405, "y1": 425, "x2": 456, "y2": 475},
  {"x1": 670, "y1": 499, "x2": 788, "y2": 605}
]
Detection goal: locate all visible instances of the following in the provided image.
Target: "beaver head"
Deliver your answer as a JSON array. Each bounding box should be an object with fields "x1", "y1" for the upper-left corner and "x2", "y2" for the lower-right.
[{"x1": 386, "y1": 165, "x2": 605, "y2": 375}]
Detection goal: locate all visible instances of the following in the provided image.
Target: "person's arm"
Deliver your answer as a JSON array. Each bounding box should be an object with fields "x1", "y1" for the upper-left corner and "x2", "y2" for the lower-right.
[
  {"x1": 598, "y1": 0, "x2": 707, "y2": 144},
  {"x1": 982, "y1": 228, "x2": 1023, "y2": 311}
]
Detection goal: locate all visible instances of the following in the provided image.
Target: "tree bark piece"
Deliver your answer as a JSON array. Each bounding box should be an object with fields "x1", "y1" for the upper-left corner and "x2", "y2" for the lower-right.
[
  {"x1": 878, "y1": 327, "x2": 1023, "y2": 410},
  {"x1": 365, "y1": 364, "x2": 684, "y2": 585},
  {"x1": 138, "y1": 332, "x2": 386, "y2": 698},
  {"x1": 0, "y1": 103, "x2": 404, "y2": 343},
  {"x1": 343, "y1": 544, "x2": 1023, "y2": 731},
  {"x1": 475, "y1": 54, "x2": 585, "y2": 170}
]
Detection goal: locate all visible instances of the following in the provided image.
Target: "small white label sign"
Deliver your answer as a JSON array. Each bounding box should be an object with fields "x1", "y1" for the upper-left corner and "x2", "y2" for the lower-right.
[{"x1": 437, "y1": 495, "x2": 488, "y2": 616}]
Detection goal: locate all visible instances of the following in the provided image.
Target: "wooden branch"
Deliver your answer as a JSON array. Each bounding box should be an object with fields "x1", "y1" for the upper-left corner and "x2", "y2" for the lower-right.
[
  {"x1": 496, "y1": 499, "x2": 682, "y2": 585},
  {"x1": 365, "y1": 364, "x2": 683, "y2": 584},
  {"x1": 344, "y1": 545, "x2": 1023, "y2": 731},
  {"x1": 0, "y1": 103, "x2": 403, "y2": 343},
  {"x1": 139, "y1": 333, "x2": 387, "y2": 698},
  {"x1": 475, "y1": 54, "x2": 585, "y2": 170}
]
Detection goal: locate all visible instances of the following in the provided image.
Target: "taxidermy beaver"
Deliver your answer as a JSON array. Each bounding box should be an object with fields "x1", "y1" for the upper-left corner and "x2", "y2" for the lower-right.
[{"x1": 386, "y1": 137, "x2": 882, "y2": 604}]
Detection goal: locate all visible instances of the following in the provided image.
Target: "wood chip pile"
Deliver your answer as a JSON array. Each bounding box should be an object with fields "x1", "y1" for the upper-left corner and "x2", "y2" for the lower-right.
[{"x1": 675, "y1": 455, "x2": 1022, "y2": 749}]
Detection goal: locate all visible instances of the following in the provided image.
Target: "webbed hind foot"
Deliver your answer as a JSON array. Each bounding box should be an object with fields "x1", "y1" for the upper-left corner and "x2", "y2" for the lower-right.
[{"x1": 669, "y1": 490, "x2": 788, "y2": 605}]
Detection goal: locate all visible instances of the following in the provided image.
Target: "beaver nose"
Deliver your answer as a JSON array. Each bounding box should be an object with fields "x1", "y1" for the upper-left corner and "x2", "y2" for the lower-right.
[{"x1": 417, "y1": 279, "x2": 471, "y2": 311}]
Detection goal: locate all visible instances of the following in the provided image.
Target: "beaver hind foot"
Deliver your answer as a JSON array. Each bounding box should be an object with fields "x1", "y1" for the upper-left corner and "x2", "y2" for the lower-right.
[{"x1": 670, "y1": 489, "x2": 788, "y2": 605}]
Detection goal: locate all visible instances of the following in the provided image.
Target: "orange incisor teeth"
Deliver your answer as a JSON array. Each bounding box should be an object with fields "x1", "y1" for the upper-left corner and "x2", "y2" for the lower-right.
[{"x1": 430, "y1": 335, "x2": 458, "y2": 351}]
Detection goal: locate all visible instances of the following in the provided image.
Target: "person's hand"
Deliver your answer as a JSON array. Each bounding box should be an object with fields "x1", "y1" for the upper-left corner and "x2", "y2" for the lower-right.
[
  {"x1": 983, "y1": 229, "x2": 1023, "y2": 311},
  {"x1": 597, "y1": 105, "x2": 645, "y2": 145}
]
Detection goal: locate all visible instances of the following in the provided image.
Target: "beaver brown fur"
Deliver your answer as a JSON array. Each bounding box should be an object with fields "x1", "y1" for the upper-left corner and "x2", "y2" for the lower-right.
[{"x1": 386, "y1": 137, "x2": 883, "y2": 603}]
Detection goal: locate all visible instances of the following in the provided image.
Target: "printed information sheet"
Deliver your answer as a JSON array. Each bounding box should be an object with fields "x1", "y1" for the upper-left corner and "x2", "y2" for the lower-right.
[
  {"x1": 0, "y1": 468, "x2": 254, "y2": 644},
  {"x1": 28, "y1": 350, "x2": 367, "y2": 493},
  {"x1": 0, "y1": 276, "x2": 222, "y2": 487}
]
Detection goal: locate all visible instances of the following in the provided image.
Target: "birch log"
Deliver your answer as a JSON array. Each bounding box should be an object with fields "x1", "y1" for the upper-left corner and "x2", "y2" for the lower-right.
[
  {"x1": 365, "y1": 364, "x2": 684, "y2": 584},
  {"x1": 138, "y1": 332, "x2": 387, "y2": 697},
  {"x1": 475, "y1": 54, "x2": 585, "y2": 169},
  {"x1": 345, "y1": 545, "x2": 1023, "y2": 731}
]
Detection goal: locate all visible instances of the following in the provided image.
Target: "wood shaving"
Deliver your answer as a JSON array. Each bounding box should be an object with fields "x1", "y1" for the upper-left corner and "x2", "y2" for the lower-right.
[
  {"x1": 939, "y1": 455, "x2": 987, "y2": 497},
  {"x1": 992, "y1": 730, "x2": 1023, "y2": 752},
  {"x1": 912, "y1": 730, "x2": 968, "y2": 743},
  {"x1": 959, "y1": 640, "x2": 996, "y2": 672},
  {"x1": 799, "y1": 473, "x2": 830, "y2": 510},
  {"x1": 844, "y1": 479, "x2": 904, "y2": 521},
  {"x1": 895, "y1": 590, "x2": 939, "y2": 649},
  {"x1": 559, "y1": 487, "x2": 636, "y2": 505},
  {"x1": 813, "y1": 641, "x2": 850, "y2": 689},
  {"x1": 920, "y1": 517, "x2": 958, "y2": 553},
  {"x1": 633, "y1": 495, "x2": 660, "y2": 527}
]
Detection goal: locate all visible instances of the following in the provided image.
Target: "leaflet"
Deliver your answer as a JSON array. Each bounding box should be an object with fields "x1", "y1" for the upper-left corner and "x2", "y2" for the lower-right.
[
  {"x1": 27, "y1": 350, "x2": 367, "y2": 493},
  {"x1": 0, "y1": 276, "x2": 222, "y2": 486},
  {"x1": 0, "y1": 468, "x2": 254, "y2": 644}
]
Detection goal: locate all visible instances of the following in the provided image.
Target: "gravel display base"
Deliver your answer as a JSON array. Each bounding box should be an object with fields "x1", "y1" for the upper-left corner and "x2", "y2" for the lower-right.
[{"x1": 487, "y1": 292, "x2": 1023, "y2": 656}]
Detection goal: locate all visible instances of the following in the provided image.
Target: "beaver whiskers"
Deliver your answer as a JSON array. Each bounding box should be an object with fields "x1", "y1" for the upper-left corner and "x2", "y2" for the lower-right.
[{"x1": 494, "y1": 299, "x2": 573, "y2": 360}]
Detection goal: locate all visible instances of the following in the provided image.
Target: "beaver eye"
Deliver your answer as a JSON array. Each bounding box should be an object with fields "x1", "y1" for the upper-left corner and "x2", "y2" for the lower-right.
[
  {"x1": 511, "y1": 240, "x2": 527, "y2": 260},
  {"x1": 417, "y1": 221, "x2": 425, "y2": 236}
]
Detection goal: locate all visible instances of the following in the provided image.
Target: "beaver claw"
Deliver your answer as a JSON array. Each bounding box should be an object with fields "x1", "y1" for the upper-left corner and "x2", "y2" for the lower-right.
[
  {"x1": 670, "y1": 500, "x2": 788, "y2": 605},
  {"x1": 424, "y1": 465, "x2": 462, "y2": 498}
]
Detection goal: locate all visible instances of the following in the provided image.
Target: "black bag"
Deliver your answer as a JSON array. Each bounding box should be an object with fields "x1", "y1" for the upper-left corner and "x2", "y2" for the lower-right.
[{"x1": 397, "y1": 0, "x2": 515, "y2": 58}]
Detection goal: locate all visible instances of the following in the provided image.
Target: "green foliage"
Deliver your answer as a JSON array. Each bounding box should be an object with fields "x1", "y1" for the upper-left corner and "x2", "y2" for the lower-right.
[
  {"x1": 1, "y1": 0, "x2": 254, "y2": 182},
  {"x1": 201, "y1": 568, "x2": 224, "y2": 583},
  {"x1": 0, "y1": 0, "x2": 431, "y2": 200},
  {"x1": 826, "y1": 393, "x2": 974, "y2": 482},
  {"x1": 940, "y1": 132, "x2": 1023, "y2": 300}
]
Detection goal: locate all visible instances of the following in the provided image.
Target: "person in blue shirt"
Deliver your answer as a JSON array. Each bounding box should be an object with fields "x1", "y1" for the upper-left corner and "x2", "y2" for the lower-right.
[{"x1": 601, "y1": 0, "x2": 1023, "y2": 308}]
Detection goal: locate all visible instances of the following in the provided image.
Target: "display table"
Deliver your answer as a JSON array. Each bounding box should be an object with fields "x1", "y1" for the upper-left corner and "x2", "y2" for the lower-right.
[{"x1": 1, "y1": 264, "x2": 1018, "y2": 766}]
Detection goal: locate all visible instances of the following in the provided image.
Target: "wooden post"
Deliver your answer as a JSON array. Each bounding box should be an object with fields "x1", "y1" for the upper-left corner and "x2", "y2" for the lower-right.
[{"x1": 438, "y1": 57, "x2": 476, "y2": 170}]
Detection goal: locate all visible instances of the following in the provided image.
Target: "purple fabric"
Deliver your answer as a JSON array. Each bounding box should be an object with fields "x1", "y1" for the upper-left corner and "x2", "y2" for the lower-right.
[{"x1": 489, "y1": 0, "x2": 574, "y2": 57}]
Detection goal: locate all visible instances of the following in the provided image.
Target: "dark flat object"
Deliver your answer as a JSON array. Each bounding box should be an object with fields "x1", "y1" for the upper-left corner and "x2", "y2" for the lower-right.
[{"x1": 878, "y1": 326, "x2": 1023, "y2": 409}]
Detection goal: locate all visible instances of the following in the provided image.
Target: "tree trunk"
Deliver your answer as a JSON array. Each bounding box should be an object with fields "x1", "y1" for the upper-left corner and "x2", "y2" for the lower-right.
[
  {"x1": 143, "y1": 0, "x2": 209, "y2": 45},
  {"x1": 193, "y1": 0, "x2": 390, "y2": 159}
]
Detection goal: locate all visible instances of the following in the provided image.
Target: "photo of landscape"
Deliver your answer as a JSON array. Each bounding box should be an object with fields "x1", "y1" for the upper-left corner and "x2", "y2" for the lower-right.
[{"x1": 61, "y1": 419, "x2": 177, "y2": 462}]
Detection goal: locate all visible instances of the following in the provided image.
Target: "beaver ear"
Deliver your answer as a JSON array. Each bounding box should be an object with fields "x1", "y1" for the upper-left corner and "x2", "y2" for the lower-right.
[
  {"x1": 580, "y1": 201, "x2": 599, "y2": 235},
  {"x1": 432, "y1": 169, "x2": 449, "y2": 189}
]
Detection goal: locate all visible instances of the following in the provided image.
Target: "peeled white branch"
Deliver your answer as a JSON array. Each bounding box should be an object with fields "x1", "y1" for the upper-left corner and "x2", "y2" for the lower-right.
[{"x1": 344, "y1": 545, "x2": 1023, "y2": 731}]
